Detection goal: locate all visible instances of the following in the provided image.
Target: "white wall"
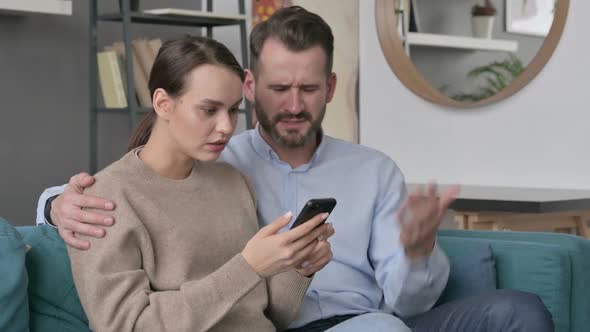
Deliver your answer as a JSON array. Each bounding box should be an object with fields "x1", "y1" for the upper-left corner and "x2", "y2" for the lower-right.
[{"x1": 360, "y1": 1, "x2": 590, "y2": 190}]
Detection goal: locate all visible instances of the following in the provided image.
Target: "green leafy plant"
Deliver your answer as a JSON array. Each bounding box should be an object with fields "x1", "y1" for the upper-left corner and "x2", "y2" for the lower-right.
[{"x1": 451, "y1": 54, "x2": 524, "y2": 102}]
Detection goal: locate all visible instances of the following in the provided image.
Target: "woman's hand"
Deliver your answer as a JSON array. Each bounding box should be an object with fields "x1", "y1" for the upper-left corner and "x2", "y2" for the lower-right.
[{"x1": 241, "y1": 212, "x2": 334, "y2": 278}]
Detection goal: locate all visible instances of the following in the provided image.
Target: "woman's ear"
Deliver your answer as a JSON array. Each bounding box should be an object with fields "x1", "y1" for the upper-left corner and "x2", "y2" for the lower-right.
[
  {"x1": 153, "y1": 88, "x2": 174, "y2": 120},
  {"x1": 243, "y1": 69, "x2": 256, "y2": 103}
]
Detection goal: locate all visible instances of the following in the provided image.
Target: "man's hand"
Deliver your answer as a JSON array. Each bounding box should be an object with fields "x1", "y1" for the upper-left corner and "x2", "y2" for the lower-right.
[
  {"x1": 295, "y1": 226, "x2": 334, "y2": 277},
  {"x1": 52, "y1": 173, "x2": 116, "y2": 250},
  {"x1": 397, "y1": 184, "x2": 460, "y2": 260}
]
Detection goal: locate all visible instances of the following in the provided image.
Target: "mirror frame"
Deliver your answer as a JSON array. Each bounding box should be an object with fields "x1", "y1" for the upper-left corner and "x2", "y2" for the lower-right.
[{"x1": 375, "y1": 0, "x2": 569, "y2": 108}]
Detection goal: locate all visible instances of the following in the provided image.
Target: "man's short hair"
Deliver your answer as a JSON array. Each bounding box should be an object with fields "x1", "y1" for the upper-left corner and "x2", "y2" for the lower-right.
[{"x1": 249, "y1": 6, "x2": 334, "y2": 76}]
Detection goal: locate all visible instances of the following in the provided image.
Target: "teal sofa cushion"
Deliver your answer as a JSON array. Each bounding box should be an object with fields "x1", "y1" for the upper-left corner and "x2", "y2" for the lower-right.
[
  {"x1": 20, "y1": 225, "x2": 90, "y2": 332},
  {"x1": 439, "y1": 229, "x2": 590, "y2": 332},
  {"x1": 0, "y1": 217, "x2": 29, "y2": 332},
  {"x1": 439, "y1": 233, "x2": 572, "y2": 332},
  {"x1": 436, "y1": 243, "x2": 496, "y2": 305}
]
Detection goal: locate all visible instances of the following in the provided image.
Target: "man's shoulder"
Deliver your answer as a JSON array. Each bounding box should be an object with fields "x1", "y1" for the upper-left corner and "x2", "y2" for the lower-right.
[
  {"x1": 323, "y1": 135, "x2": 399, "y2": 168},
  {"x1": 221, "y1": 130, "x2": 257, "y2": 165}
]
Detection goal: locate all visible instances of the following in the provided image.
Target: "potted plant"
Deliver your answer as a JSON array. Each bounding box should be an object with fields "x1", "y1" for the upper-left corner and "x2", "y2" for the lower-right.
[
  {"x1": 451, "y1": 54, "x2": 524, "y2": 102},
  {"x1": 471, "y1": 0, "x2": 497, "y2": 38}
]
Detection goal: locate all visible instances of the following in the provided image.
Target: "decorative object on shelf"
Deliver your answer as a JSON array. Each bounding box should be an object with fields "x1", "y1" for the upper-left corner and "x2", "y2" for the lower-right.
[
  {"x1": 506, "y1": 0, "x2": 556, "y2": 37},
  {"x1": 252, "y1": 0, "x2": 291, "y2": 27},
  {"x1": 394, "y1": 0, "x2": 411, "y2": 36},
  {"x1": 119, "y1": 0, "x2": 139, "y2": 12},
  {"x1": 471, "y1": 0, "x2": 497, "y2": 38},
  {"x1": 408, "y1": 0, "x2": 421, "y2": 32},
  {"x1": 452, "y1": 54, "x2": 524, "y2": 102}
]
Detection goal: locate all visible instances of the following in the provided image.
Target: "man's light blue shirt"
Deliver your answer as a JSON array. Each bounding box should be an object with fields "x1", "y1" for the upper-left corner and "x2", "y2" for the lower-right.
[
  {"x1": 221, "y1": 128, "x2": 449, "y2": 327},
  {"x1": 37, "y1": 128, "x2": 449, "y2": 328}
]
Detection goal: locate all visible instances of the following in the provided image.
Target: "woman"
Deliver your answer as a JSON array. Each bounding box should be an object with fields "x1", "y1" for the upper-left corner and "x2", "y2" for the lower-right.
[{"x1": 67, "y1": 36, "x2": 334, "y2": 332}]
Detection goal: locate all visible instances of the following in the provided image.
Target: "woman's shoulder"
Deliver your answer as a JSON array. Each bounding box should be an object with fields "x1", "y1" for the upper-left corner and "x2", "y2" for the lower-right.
[
  {"x1": 85, "y1": 154, "x2": 139, "y2": 196},
  {"x1": 200, "y1": 161, "x2": 253, "y2": 195},
  {"x1": 201, "y1": 161, "x2": 245, "y2": 180}
]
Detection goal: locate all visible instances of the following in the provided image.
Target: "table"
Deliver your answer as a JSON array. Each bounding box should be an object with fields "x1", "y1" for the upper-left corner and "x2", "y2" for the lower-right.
[{"x1": 411, "y1": 184, "x2": 590, "y2": 238}]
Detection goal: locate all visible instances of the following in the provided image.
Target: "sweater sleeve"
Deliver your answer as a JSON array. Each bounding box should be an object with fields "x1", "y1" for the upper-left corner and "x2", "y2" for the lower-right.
[
  {"x1": 68, "y1": 201, "x2": 263, "y2": 332},
  {"x1": 264, "y1": 270, "x2": 312, "y2": 331}
]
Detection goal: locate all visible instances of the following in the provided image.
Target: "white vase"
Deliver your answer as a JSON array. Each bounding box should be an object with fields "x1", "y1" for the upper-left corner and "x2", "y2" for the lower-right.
[{"x1": 471, "y1": 16, "x2": 495, "y2": 39}]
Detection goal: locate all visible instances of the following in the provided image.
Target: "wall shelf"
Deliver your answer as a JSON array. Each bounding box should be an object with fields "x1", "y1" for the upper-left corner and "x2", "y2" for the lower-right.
[
  {"x1": 406, "y1": 32, "x2": 518, "y2": 53},
  {"x1": 0, "y1": 0, "x2": 72, "y2": 15},
  {"x1": 99, "y1": 11, "x2": 246, "y2": 27}
]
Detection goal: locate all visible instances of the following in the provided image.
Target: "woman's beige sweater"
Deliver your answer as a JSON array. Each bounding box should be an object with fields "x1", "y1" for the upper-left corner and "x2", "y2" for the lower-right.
[{"x1": 67, "y1": 149, "x2": 311, "y2": 332}]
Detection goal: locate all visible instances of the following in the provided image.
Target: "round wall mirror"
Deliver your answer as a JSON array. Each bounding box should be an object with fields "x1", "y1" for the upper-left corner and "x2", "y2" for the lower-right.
[{"x1": 375, "y1": 0, "x2": 569, "y2": 108}]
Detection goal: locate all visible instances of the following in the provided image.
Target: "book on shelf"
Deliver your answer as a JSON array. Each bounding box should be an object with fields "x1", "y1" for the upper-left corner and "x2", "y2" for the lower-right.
[
  {"x1": 96, "y1": 50, "x2": 127, "y2": 108},
  {"x1": 96, "y1": 38, "x2": 162, "y2": 110},
  {"x1": 133, "y1": 38, "x2": 157, "y2": 86},
  {"x1": 110, "y1": 42, "x2": 152, "y2": 107},
  {"x1": 148, "y1": 38, "x2": 162, "y2": 59}
]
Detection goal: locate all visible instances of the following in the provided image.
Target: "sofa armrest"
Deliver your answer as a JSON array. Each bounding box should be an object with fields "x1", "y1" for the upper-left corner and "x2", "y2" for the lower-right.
[
  {"x1": 438, "y1": 234, "x2": 571, "y2": 332},
  {"x1": 440, "y1": 229, "x2": 590, "y2": 332}
]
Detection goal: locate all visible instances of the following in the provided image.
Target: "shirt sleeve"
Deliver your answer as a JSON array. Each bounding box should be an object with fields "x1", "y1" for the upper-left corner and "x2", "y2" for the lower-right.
[
  {"x1": 35, "y1": 185, "x2": 66, "y2": 226},
  {"x1": 368, "y1": 159, "x2": 450, "y2": 318}
]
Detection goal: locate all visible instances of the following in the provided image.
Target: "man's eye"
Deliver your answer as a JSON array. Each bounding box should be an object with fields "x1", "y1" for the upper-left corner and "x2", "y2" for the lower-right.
[
  {"x1": 204, "y1": 108, "x2": 217, "y2": 114},
  {"x1": 229, "y1": 108, "x2": 240, "y2": 114},
  {"x1": 303, "y1": 87, "x2": 318, "y2": 92},
  {"x1": 272, "y1": 87, "x2": 287, "y2": 92}
]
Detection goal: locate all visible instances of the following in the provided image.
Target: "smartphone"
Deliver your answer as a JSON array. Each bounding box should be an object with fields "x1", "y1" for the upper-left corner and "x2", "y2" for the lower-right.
[{"x1": 290, "y1": 198, "x2": 337, "y2": 229}]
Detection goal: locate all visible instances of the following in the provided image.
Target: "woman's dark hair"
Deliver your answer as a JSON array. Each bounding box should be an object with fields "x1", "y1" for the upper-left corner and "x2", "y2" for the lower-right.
[{"x1": 127, "y1": 36, "x2": 245, "y2": 151}]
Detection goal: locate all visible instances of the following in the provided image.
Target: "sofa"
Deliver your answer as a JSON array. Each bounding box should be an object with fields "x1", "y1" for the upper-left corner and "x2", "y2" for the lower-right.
[{"x1": 2, "y1": 217, "x2": 589, "y2": 332}]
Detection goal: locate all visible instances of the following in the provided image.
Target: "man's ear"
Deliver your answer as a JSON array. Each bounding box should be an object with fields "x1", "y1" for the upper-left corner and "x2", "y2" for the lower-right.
[
  {"x1": 326, "y1": 72, "x2": 337, "y2": 104},
  {"x1": 244, "y1": 69, "x2": 256, "y2": 103},
  {"x1": 153, "y1": 88, "x2": 174, "y2": 121}
]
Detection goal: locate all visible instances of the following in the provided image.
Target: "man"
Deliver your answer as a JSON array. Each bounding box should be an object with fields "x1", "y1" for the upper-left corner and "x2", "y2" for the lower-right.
[{"x1": 38, "y1": 6, "x2": 553, "y2": 332}]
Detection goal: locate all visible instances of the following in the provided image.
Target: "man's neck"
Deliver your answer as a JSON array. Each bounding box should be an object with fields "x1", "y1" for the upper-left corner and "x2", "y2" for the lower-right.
[{"x1": 259, "y1": 127, "x2": 319, "y2": 169}]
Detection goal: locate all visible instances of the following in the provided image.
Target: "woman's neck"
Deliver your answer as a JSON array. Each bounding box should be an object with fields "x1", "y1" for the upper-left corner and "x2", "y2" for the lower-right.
[{"x1": 139, "y1": 127, "x2": 194, "y2": 180}]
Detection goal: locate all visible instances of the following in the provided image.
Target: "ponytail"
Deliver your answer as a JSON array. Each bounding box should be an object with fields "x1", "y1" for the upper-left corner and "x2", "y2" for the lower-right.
[{"x1": 127, "y1": 111, "x2": 156, "y2": 151}]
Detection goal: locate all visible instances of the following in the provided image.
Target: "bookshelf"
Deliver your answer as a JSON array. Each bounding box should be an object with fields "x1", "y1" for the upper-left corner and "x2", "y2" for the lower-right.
[
  {"x1": 0, "y1": 0, "x2": 72, "y2": 15},
  {"x1": 89, "y1": 0, "x2": 251, "y2": 173}
]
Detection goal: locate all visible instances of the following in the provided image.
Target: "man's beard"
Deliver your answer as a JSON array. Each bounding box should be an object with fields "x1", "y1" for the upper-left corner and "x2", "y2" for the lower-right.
[{"x1": 255, "y1": 97, "x2": 325, "y2": 149}]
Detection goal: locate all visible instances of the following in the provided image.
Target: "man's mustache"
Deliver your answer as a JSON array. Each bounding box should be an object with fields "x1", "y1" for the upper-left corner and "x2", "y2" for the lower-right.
[{"x1": 272, "y1": 112, "x2": 312, "y2": 123}]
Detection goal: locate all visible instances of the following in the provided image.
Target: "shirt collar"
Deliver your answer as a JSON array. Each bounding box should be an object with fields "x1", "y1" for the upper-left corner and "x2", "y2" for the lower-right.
[{"x1": 251, "y1": 125, "x2": 327, "y2": 169}]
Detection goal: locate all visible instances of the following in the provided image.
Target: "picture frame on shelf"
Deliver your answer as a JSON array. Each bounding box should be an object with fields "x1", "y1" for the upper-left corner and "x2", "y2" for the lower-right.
[
  {"x1": 409, "y1": 0, "x2": 421, "y2": 32},
  {"x1": 505, "y1": 0, "x2": 555, "y2": 36}
]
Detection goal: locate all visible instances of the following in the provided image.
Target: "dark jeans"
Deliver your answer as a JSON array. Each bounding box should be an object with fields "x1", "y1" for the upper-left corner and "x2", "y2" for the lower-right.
[
  {"x1": 405, "y1": 289, "x2": 554, "y2": 332},
  {"x1": 286, "y1": 289, "x2": 554, "y2": 332}
]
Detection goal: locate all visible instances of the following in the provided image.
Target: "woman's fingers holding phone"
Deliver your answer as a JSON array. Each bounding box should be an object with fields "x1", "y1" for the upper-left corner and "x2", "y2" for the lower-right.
[
  {"x1": 290, "y1": 222, "x2": 331, "y2": 252},
  {"x1": 282, "y1": 212, "x2": 328, "y2": 243}
]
